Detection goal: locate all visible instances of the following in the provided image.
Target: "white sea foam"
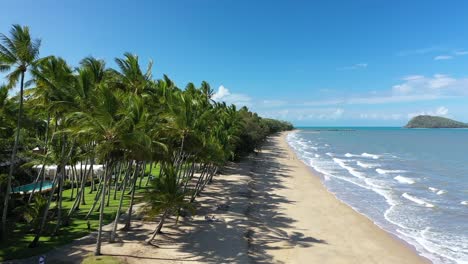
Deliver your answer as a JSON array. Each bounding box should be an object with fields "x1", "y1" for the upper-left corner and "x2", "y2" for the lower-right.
[
  {"x1": 428, "y1": 187, "x2": 447, "y2": 196},
  {"x1": 356, "y1": 161, "x2": 378, "y2": 168},
  {"x1": 307, "y1": 159, "x2": 334, "y2": 182},
  {"x1": 461, "y1": 201, "x2": 468, "y2": 205},
  {"x1": 333, "y1": 158, "x2": 365, "y2": 179},
  {"x1": 402, "y1": 193, "x2": 435, "y2": 208},
  {"x1": 344, "y1": 153, "x2": 357, "y2": 157},
  {"x1": 376, "y1": 168, "x2": 405, "y2": 175},
  {"x1": 394, "y1": 175, "x2": 415, "y2": 184},
  {"x1": 397, "y1": 227, "x2": 468, "y2": 264},
  {"x1": 326, "y1": 152, "x2": 333, "y2": 157},
  {"x1": 314, "y1": 154, "x2": 320, "y2": 158},
  {"x1": 361, "y1": 152, "x2": 380, "y2": 159}
]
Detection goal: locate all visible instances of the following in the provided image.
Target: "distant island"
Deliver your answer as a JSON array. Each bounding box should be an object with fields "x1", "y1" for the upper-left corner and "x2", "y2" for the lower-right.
[{"x1": 405, "y1": 115, "x2": 468, "y2": 128}]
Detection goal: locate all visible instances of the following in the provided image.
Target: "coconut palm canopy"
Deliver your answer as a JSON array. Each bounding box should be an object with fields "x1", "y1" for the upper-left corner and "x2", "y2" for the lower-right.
[{"x1": 0, "y1": 24, "x2": 292, "y2": 259}]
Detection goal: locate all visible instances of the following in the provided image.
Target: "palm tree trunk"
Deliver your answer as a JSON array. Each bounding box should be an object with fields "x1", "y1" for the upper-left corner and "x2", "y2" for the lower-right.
[
  {"x1": 191, "y1": 164, "x2": 210, "y2": 202},
  {"x1": 122, "y1": 162, "x2": 140, "y2": 231},
  {"x1": 145, "y1": 161, "x2": 154, "y2": 186},
  {"x1": 95, "y1": 160, "x2": 112, "y2": 256},
  {"x1": 70, "y1": 166, "x2": 75, "y2": 200},
  {"x1": 201, "y1": 165, "x2": 217, "y2": 191},
  {"x1": 109, "y1": 163, "x2": 130, "y2": 242},
  {"x1": 138, "y1": 161, "x2": 146, "y2": 188},
  {"x1": 68, "y1": 161, "x2": 92, "y2": 217},
  {"x1": 53, "y1": 172, "x2": 64, "y2": 234},
  {"x1": 146, "y1": 209, "x2": 169, "y2": 244},
  {"x1": 33, "y1": 121, "x2": 58, "y2": 198},
  {"x1": 113, "y1": 161, "x2": 125, "y2": 199},
  {"x1": 175, "y1": 161, "x2": 196, "y2": 224},
  {"x1": 28, "y1": 113, "x2": 51, "y2": 203},
  {"x1": 208, "y1": 166, "x2": 218, "y2": 183},
  {"x1": 29, "y1": 176, "x2": 59, "y2": 248},
  {"x1": 53, "y1": 135, "x2": 68, "y2": 235},
  {"x1": 106, "y1": 165, "x2": 115, "y2": 207},
  {"x1": 81, "y1": 160, "x2": 88, "y2": 206},
  {"x1": 2, "y1": 71, "x2": 25, "y2": 240}
]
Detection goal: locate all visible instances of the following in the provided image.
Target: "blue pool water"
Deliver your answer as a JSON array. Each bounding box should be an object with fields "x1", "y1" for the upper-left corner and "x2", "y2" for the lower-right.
[
  {"x1": 287, "y1": 128, "x2": 468, "y2": 264},
  {"x1": 12, "y1": 181, "x2": 53, "y2": 193}
]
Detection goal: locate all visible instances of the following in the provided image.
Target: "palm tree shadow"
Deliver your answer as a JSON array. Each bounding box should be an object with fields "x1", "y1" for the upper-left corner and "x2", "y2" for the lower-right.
[{"x1": 166, "y1": 134, "x2": 327, "y2": 263}]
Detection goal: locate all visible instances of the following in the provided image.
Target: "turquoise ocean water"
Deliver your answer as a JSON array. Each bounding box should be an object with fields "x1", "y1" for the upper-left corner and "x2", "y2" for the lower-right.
[{"x1": 287, "y1": 128, "x2": 468, "y2": 264}]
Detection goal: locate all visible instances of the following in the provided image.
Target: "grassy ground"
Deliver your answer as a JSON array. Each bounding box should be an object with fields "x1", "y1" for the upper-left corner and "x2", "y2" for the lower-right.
[{"x1": 0, "y1": 163, "x2": 159, "y2": 261}]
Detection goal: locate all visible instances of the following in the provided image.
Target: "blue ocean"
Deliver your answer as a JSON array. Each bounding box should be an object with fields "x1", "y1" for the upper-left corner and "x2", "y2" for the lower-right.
[{"x1": 287, "y1": 128, "x2": 468, "y2": 264}]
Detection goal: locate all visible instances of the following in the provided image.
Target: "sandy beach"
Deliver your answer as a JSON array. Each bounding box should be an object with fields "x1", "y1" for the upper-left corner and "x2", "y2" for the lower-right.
[{"x1": 13, "y1": 132, "x2": 428, "y2": 264}]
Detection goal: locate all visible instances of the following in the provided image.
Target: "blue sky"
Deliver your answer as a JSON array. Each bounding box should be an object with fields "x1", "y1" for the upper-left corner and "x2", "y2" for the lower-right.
[{"x1": 2, "y1": 0, "x2": 468, "y2": 126}]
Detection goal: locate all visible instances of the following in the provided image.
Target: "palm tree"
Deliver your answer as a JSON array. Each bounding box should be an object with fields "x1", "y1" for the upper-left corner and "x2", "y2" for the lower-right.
[
  {"x1": 0, "y1": 24, "x2": 41, "y2": 239},
  {"x1": 143, "y1": 164, "x2": 194, "y2": 244},
  {"x1": 67, "y1": 86, "x2": 124, "y2": 255},
  {"x1": 26, "y1": 56, "x2": 74, "y2": 202},
  {"x1": 110, "y1": 53, "x2": 155, "y2": 231},
  {"x1": 112, "y1": 52, "x2": 152, "y2": 95}
]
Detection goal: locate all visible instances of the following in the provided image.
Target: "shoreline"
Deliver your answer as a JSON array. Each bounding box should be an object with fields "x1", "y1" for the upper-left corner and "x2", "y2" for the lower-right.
[
  {"x1": 283, "y1": 130, "x2": 432, "y2": 263},
  {"x1": 272, "y1": 131, "x2": 430, "y2": 263}
]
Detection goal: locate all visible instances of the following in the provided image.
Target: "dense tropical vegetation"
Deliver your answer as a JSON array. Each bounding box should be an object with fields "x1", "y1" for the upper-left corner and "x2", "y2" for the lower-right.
[{"x1": 0, "y1": 24, "x2": 293, "y2": 260}]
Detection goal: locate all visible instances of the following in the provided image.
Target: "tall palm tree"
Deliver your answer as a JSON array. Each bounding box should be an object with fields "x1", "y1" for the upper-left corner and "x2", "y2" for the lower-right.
[
  {"x1": 26, "y1": 56, "x2": 74, "y2": 201},
  {"x1": 0, "y1": 24, "x2": 41, "y2": 239},
  {"x1": 112, "y1": 52, "x2": 152, "y2": 95}
]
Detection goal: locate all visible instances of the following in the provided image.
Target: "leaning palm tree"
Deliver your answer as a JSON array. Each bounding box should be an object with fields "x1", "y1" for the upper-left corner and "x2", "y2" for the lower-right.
[
  {"x1": 0, "y1": 24, "x2": 41, "y2": 239},
  {"x1": 143, "y1": 164, "x2": 194, "y2": 244}
]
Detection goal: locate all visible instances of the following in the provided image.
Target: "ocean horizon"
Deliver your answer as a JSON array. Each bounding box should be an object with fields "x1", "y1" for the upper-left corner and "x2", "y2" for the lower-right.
[{"x1": 287, "y1": 128, "x2": 468, "y2": 264}]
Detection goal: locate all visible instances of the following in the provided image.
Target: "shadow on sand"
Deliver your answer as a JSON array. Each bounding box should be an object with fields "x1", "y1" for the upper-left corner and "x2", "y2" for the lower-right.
[{"x1": 142, "y1": 135, "x2": 327, "y2": 263}]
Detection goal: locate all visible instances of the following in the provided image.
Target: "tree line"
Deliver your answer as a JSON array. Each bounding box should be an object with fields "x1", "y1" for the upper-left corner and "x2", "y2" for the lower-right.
[{"x1": 0, "y1": 24, "x2": 293, "y2": 258}]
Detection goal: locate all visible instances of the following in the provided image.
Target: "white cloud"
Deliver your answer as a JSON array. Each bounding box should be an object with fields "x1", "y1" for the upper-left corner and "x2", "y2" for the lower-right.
[
  {"x1": 357, "y1": 107, "x2": 449, "y2": 121},
  {"x1": 212, "y1": 85, "x2": 251, "y2": 106},
  {"x1": 328, "y1": 108, "x2": 344, "y2": 119},
  {"x1": 261, "y1": 100, "x2": 287, "y2": 107},
  {"x1": 259, "y1": 108, "x2": 345, "y2": 121},
  {"x1": 434, "y1": 55, "x2": 453, "y2": 60},
  {"x1": 407, "y1": 106, "x2": 449, "y2": 119},
  {"x1": 403, "y1": 75, "x2": 425, "y2": 81},
  {"x1": 339, "y1": 63, "x2": 368, "y2": 70},
  {"x1": 397, "y1": 47, "x2": 442, "y2": 56},
  {"x1": 302, "y1": 99, "x2": 345, "y2": 106},
  {"x1": 454, "y1": 50, "x2": 468, "y2": 56},
  {"x1": 436, "y1": 106, "x2": 449, "y2": 115},
  {"x1": 428, "y1": 74, "x2": 456, "y2": 89},
  {"x1": 392, "y1": 74, "x2": 464, "y2": 95},
  {"x1": 295, "y1": 94, "x2": 446, "y2": 106},
  {"x1": 359, "y1": 113, "x2": 403, "y2": 120},
  {"x1": 212, "y1": 85, "x2": 230, "y2": 100},
  {"x1": 347, "y1": 94, "x2": 443, "y2": 104}
]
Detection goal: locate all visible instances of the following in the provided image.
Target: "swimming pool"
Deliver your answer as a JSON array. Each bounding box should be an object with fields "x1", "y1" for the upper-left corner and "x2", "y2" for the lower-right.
[{"x1": 12, "y1": 181, "x2": 53, "y2": 194}]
